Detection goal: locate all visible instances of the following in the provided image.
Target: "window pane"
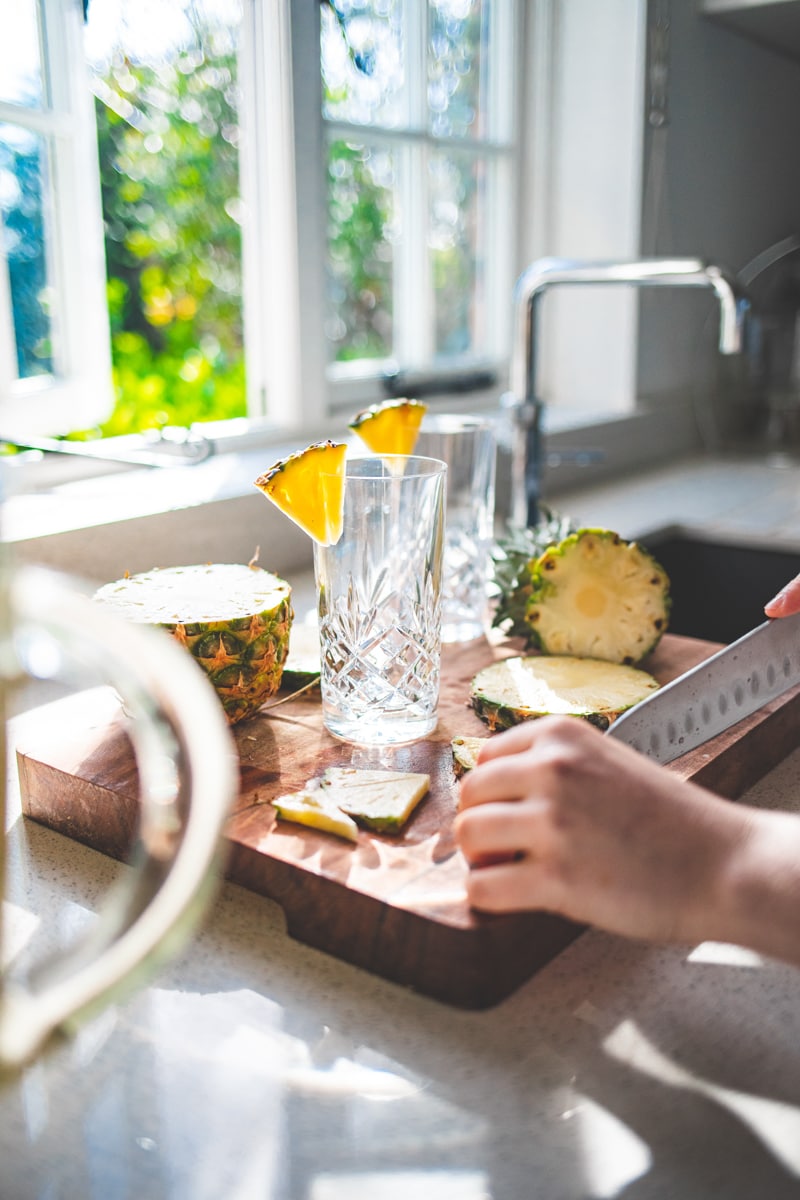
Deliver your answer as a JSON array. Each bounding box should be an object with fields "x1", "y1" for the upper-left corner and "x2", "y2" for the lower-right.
[
  {"x1": 428, "y1": 0, "x2": 489, "y2": 139},
  {"x1": 326, "y1": 138, "x2": 395, "y2": 363},
  {"x1": 321, "y1": 1, "x2": 405, "y2": 129},
  {"x1": 0, "y1": 122, "x2": 54, "y2": 379},
  {"x1": 85, "y1": 0, "x2": 246, "y2": 435},
  {"x1": 429, "y1": 149, "x2": 484, "y2": 357},
  {"x1": 0, "y1": 0, "x2": 44, "y2": 109}
]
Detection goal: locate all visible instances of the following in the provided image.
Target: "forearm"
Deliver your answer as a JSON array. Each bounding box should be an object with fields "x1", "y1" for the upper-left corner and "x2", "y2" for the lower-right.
[{"x1": 710, "y1": 807, "x2": 800, "y2": 967}]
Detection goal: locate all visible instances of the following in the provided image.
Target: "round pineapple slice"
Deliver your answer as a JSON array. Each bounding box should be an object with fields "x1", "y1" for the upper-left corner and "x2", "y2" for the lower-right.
[
  {"x1": 525, "y1": 529, "x2": 670, "y2": 665},
  {"x1": 349, "y1": 398, "x2": 427, "y2": 454},
  {"x1": 470, "y1": 655, "x2": 660, "y2": 732},
  {"x1": 94, "y1": 563, "x2": 293, "y2": 725},
  {"x1": 254, "y1": 440, "x2": 347, "y2": 546}
]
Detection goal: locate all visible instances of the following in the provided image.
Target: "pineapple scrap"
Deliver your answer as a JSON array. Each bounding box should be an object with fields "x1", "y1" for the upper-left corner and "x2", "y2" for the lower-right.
[
  {"x1": 321, "y1": 767, "x2": 430, "y2": 834},
  {"x1": 271, "y1": 767, "x2": 431, "y2": 841},
  {"x1": 254, "y1": 440, "x2": 347, "y2": 546},
  {"x1": 349, "y1": 399, "x2": 427, "y2": 455},
  {"x1": 272, "y1": 790, "x2": 358, "y2": 843},
  {"x1": 451, "y1": 735, "x2": 490, "y2": 777},
  {"x1": 470, "y1": 655, "x2": 660, "y2": 733}
]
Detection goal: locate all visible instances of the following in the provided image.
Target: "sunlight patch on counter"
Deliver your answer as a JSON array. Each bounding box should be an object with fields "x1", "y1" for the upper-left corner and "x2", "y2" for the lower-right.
[
  {"x1": 687, "y1": 941, "x2": 764, "y2": 967},
  {"x1": 604, "y1": 1018, "x2": 800, "y2": 1176}
]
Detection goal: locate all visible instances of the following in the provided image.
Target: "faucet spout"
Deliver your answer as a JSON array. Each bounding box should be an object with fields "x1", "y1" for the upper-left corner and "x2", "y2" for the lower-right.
[{"x1": 507, "y1": 257, "x2": 750, "y2": 528}]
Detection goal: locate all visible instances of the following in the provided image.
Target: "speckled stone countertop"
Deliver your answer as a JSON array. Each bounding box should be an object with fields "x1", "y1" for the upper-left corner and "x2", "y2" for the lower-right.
[
  {"x1": 2, "y1": 454, "x2": 800, "y2": 1200},
  {"x1": 551, "y1": 453, "x2": 800, "y2": 550}
]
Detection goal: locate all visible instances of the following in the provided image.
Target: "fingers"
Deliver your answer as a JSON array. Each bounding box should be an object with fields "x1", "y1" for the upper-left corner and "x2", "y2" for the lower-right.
[
  {"x1": 473, "y1": 720, "x2": 543, "y2": 763},
  {"x1": 459, "y1": 715, "x2": 597, "y2": 813},
  {"x1": 765, "y1": 573, "x2": 800, "y2": 618},
  {"x1": 464, "y1": 857, "x2": 559, "y2": 914},
  {"x1": 458, "y1": 753, "x2": 529, "y2": 812},
  {"x1": 455, "y1": 799, "x2": 546, "y2": 864}
]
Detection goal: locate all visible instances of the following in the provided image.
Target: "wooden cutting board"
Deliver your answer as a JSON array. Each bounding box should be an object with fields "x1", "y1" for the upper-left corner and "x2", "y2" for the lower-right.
[{"x1": 15, "y1": 632, "x2": 800, "y2": 1009}]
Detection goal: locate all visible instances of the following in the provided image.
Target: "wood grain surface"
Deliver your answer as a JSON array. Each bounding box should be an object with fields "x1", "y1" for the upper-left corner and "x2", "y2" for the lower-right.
[{"x1": 15, "y1": 632, "x2": 800, "y2": 1008}]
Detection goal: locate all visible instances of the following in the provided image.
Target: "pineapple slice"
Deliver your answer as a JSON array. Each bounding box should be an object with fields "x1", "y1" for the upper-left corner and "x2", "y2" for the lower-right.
[
  {"x1": 272, "y1": 790, "x2": 358, "y2": 843},
  {"x1": 451, "y1": 735, "x2": 490, "y2": 776},
  {"x1": 470, "y1": 655, "x2": 660, "y2": 732},
  {"x1": 254, "y1": 440, "x2": 347, "y2": 546},
  {"x1": 525, "y1": 529, "x2": 670, "y2": 664},
  {"x1": 349, "y1": 398, "x2": 427, "y2": 455},
  {"x1": 320, "y1": 766, "x2": 430, "y2": 833}
]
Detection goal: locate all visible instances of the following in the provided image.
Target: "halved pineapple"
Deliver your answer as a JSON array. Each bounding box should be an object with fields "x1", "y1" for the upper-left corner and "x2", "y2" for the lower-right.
[
  {"x1": 254, "y1": 440, "x2": 347, "y2": 546},
  {"x1": 349, "y1": 398, "x2": 427, "y2": 454},
  {"x1": 525, "y1": 529, "x2": 670, "y2": 665},
  {"x1": 470, "y1": 655, "x2": 660, "y2": 732},
  {"x1": 94, "y1": 563, "x2": 293, "y2": 725}
]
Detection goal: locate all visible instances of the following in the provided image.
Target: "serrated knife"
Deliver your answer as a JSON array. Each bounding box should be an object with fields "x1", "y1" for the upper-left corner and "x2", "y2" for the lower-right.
[{"x1": 606, "y1": 610, "x2": 800, "y2": 764}]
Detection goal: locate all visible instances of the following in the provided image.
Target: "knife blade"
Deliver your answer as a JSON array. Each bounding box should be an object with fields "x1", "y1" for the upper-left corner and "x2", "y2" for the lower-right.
[{"x1": 606, "y1": 610, "x2": 800, "y2": 764}]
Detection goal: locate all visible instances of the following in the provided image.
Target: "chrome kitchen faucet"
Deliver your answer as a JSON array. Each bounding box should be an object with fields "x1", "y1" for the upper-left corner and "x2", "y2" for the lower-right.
[{"x1": 506, "y1": 257, "x2": 751, "y2": 528}]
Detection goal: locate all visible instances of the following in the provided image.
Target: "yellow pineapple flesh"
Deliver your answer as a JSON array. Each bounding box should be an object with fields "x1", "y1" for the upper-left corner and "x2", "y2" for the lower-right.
[
  {"x1": 349, "y1": 398, "x2": 427, "y2": 454},
  {"x1": 254, "y1": 440, "x2": 347, "y2": 546},
  {"x1": 470, "y1": 655, "x2": 660, "y2": 733}
]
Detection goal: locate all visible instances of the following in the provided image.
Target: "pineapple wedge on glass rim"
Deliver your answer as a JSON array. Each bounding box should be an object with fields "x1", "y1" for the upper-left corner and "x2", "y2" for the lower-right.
[
  {"x1": 348, "y1": 398, "x2": 427, "y2": 454},
  {"x1": 254, "y1": 440, "x2": 347, "y2": 546}
]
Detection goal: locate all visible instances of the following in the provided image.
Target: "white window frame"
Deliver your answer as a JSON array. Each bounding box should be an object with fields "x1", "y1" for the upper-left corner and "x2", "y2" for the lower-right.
[
  {"x1": 244, "y1": 0, "x2": 521, "y2": 434},
  {"x1": 0, "y1": 0, "x2": 113, "y2": 439},
  {"x1": 1, "y1": 0, "x2": 693, "y2": 499}
]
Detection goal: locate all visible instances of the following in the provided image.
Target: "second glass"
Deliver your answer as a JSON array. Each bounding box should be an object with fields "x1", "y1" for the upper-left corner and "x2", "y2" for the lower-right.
[
  {"x1": 313, "y1": 455, "x2": 446, "y2": 747},
  {"x1": 416, "y1": 414, "x2": 497, "y2": 643}
]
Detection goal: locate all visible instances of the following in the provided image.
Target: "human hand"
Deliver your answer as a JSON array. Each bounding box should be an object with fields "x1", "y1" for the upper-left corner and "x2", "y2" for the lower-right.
[
  {"x1": 764, "y1": 573, "x2": 800, "y2": 618},
  {"x1": 455, "y1": 716, "x2": 755, "y2": 946}
]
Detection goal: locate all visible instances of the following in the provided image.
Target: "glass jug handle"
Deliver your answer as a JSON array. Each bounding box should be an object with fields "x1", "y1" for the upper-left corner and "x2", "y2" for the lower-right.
[{"x1": 0, "y1": 564, "x2": 238, "y2": 1071}]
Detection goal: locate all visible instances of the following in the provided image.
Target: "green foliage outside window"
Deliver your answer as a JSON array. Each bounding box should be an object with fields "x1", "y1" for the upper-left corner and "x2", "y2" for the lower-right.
[
  {"x1": 80, "y1": 1, "x2": 485, "y2": 440},
  {"x1": 92, "y1": 44, "x2": 247, "y2": 437}
]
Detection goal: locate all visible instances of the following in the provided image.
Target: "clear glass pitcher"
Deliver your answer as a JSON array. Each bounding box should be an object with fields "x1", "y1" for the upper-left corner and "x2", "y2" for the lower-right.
[{"x1": 0, "y1": 559, "x2": 237, "y2": 1071}]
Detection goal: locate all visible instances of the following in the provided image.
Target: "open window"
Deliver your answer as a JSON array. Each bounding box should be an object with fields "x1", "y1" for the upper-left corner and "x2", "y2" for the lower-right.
[{"x1": 0, "y1": 0, "x2": 113, "y2": 438}]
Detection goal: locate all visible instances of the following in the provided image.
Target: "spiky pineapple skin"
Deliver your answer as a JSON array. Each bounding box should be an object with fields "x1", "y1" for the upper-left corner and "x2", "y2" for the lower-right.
[
  {"x1": 491, "y1": 509, "x2": 578, "y2": 638},
  {"x1": 522, "y1": 529, "x2": 670, "y2": 665},
  {"x1": 471, "y1": 692, "x2": 622, "y2": 733},
  {"x1": 172, "y1": 602, "x2": 293, "y2": 724},
  {"x1": 95, "y1": 564, "x2": 293, "y2": 725}
]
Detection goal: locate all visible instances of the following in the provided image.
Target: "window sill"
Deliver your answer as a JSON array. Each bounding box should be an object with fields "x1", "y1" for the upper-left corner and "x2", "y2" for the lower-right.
[{"x1": 4, "y1": 399, "x2": 705, "y2": 587}]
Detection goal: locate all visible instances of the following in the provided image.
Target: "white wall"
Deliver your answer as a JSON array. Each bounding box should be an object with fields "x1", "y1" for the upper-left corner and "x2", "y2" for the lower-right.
[{"x1": 638, "y1": 0, "x2": 800, "y2": 418}]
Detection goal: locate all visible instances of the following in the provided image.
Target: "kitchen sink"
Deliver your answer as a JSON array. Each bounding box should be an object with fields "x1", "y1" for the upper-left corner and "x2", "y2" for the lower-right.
[{"x1": 640, "y1": 529, "x2": 800, "y2": 646}]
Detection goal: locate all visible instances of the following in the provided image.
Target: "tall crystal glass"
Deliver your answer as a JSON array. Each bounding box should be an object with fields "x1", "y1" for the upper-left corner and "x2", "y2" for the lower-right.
[
  {"x1": 416, "y1": 414, "x2": 496, "y2": 643},
  {"x1": 313, "y1": 455, "x2": 446, "y2": 747}
]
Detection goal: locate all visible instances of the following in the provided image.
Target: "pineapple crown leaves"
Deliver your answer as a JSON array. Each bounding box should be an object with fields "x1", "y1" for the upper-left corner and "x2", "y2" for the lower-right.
[{"x1": 491, "y1": 506, "x2": 578, "y2": 638}]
